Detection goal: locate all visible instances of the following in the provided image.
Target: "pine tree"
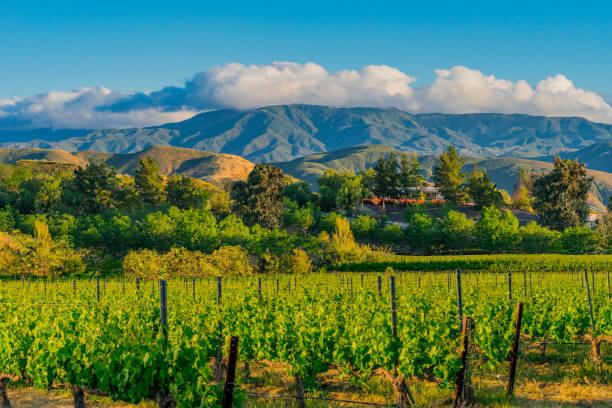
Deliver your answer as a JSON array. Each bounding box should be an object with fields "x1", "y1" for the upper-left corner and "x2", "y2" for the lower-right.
[
  {"x1": 432, "y1": 146, "x2": 467, "y2": 204},
  {"x1": 465, "y1": 164, "x2": 502, "y2": 209},
  {"x1": 134, "y1": 158, "x2": 165, "y2": 207}
]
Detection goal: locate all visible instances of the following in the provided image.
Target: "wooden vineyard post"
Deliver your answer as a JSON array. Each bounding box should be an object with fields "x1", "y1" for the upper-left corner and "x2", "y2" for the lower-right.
[
  {"x1": 73, "y1": 279, "x2": 76, "y2": 294},
  {"x1": 222, "y1": 336, "x2": 239, "y2": 408},
  {"x1": 592, "y1": 270, "x2": 595, "y2": 295},
  {"x1": 258, "y1": 277, "x2": 262, "y2": 298},
  {"x1": 159, "y1": 279, "x2": 168, "y2": 344},
  {"x1": 456, "y1": 269, "x2": 464, "y2": 332},
  {"x1": 377, "y1": 275, "x2": 382, "y2": 296},
  {"x1": 584, "y1": 269, "x2": 595, "y2": 332},
  {"x1": 96, "y1": 277, "x2": 100, "y2": 302},
  {"x1": 361, "y1": 273, "x2": 364, "y2": 287},
  {"x1": 607, "y1": 270, "x2": 610, "y2": 300},
  {"x1": 122, "y1": 277, "x2": 125, "y2": 295},
  {"x1": 192, "y1": 278, "x2": 196, "y2": 300},
  {"x1": 215, "y1": 277, "x2": 224, "y2": 385},
  {"x1": 508, "y1": 272, "x2": 512, "y2": 301},
  {"x1": 390, "y1": 276, "x2": 397, "y2": 337},
  {"x1": 447, "y1": 271, "x2": 450, "y2": 293},
  {"x1": 453, "y1": 316, "x2": 474, "y2": 408},
  {"x1": 523, "y1": 271, "x2": 527, "y2": 298},
  {"x1": 507, "y1": 302, "x2": 524, "y2": 396}
]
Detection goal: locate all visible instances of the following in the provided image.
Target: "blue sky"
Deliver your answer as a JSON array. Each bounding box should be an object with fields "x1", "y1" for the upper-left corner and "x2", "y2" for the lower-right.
[{"x1": 1, "y1": 1, "x2": 612, "y2": 128}]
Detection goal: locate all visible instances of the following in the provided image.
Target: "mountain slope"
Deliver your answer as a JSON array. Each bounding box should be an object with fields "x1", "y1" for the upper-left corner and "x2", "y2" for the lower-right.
[
  {"x1": 2, "y1": 105, "x2": 612, "y2": 166},
  {"x1": 0, "y1": 146, "x2": 254, "y2": 185}
]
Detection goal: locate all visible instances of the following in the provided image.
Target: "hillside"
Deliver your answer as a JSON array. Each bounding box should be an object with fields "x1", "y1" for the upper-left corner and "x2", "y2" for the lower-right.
[
  {"x1": 0, "y1": 146, "x2": 254, "y2": 185},
  {"x1": 274, "y1": 145, "x2": 612, "y2": 209},
  {"x1": 2, "y1": 105, "x2": 612, "y2": 167}
]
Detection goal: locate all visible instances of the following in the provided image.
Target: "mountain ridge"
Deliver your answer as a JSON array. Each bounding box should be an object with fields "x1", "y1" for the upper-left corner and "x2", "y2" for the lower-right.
[{"x1": 2, "y1": 105, "x2": 612, "y2": 168}]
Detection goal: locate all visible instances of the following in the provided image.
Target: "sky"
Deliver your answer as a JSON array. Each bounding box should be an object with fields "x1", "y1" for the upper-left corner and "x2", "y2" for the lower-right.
[{"x1": 1, "y1": 1, "x2": 612, "y2": 129}]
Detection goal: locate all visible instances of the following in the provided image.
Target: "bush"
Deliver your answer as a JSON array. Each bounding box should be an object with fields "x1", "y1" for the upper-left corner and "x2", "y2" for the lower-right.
[
  {"x1": 318, "y1": 211, "x2": 344, "y2": 233},
  {"x1": 475, "y1": 206, "x2": 519, "y2": 252},
  {"x1": 518, "y1": 222, "x2": 561, "y2": 253},
  {"x1": 350, "y1": 215, "x2": 378, "y2": 240},
  {"x1": 380, "y1": 224, "x2": 404, "y2": 245},
  {"x1": 282, "y1": 248, "x2": 313, "y2": 274},
  {"x1": 561, "y1": 226, "x2": 603, "y2": 254},
  {"x1": 0, "y1": 208, "x2": 16, "y2": 232},
  {"x1": 405, "y1": 212, "x2": 436, "y2": 252},
  {"x1": 438, "y1": 210, "x2": 474, "y2": 252}
]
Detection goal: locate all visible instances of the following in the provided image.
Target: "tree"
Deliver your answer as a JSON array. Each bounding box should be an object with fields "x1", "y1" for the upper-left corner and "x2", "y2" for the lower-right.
[
  {"x1": 350, "y1": 215, "x2": 378, "y2": 240},
  {"x1": 397, "y1": 153, "x2": 423, "y2": 194},
  {"x1": 166, "y1": 175, "x2": 211, "y2": 209},
  {"x1": 291, "y1": 204, "x2": 316, "y2": 236},
  {"x1": 373, "y1": 153, "x2": 399, "y2": 197},
  {"x1": 561, "y1": 226, "x2": 602, "y2": 254},
  {"x1": 284, "y1": 182, "x2": 314, "y2": 207},
  {"x1": 432, "y1": 146, "x2": 467, "y2": 204},
  {"x1": 62, "y1": 160, "x2": 120, "y2": 214},
  {"x1": 134, "y1": 158, "x2": 165, "y2": 207},
  {"x1": 518, "y1": 222, "x2": 560, "y2": 253},
  {"x1": 512, "y1": 168, "x2": 532, "y2": 211},
  {"x1": 531, "y1": 158, "x2": 593, "y2": 230},
  {"x1": 231, "y1": 164, "x2": 286, "y2": 228},
  {"x1": 404, "y1": 210, "x2": 436, "y2": 253},
  {"x1": 360, "y1": 168, "x2": 377, "y2": 197},
  {"x1": 336, "y1": 175, "x2": 363, "y2": 216},
  {"x1": 465, "y1": 164, "x2": 503, "y2": 209},
  {"x1": 474, "y1": 206, "x2": 519, "y2": 252},
  {"x1": 438, "y1": 210, "x2": 474, "y2": 253}
]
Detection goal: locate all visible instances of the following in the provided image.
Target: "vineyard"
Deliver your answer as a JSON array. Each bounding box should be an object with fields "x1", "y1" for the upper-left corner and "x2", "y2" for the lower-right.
[{"x1": 1, "y1": 269, "x2": 611, "y2": 407}]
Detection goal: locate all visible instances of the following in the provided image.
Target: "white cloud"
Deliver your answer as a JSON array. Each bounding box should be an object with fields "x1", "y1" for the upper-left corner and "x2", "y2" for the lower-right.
[{"x1": 2, "y1": 62, "x2": 612, "y2": 129}]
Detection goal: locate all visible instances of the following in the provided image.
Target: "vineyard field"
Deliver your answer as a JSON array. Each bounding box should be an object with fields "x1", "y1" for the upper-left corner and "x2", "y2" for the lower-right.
[{"x1": 1, "y1": 270, "x2": 611, "y2": 407}]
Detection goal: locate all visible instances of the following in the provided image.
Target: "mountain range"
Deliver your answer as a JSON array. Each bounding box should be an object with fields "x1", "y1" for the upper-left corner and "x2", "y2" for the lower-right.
[{"x1": 1, "y1": 105, "x2": 612, "y2": 172}]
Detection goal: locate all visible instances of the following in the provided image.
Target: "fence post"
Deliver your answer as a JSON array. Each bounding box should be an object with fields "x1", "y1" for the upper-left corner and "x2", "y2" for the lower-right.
[
  {"x1": 523, "y1": 271, "x2": 527, "y2": 298},
  {"x1": 607, "y1": 270, "x2": 610, "y2": 300},
  {"x1": 73, "y1": 279, "x2": 76, "y2": 294},
  {"x1": 258, "y1": 277, "x2": 262, "y2": 298},
  {"x1": 222, "y1": 336, "x2": 239, "y2": 408},
  {"x1": 456, "y1": 269, "x2": 463, "y2": 332},
  {"x1": 508, "y1": 271, "x2": 512, "y2": 301},
  {"x1": 215, "y1": 277, "x2": 224, "y2": 385},
  {"x1": 192, "y1": 278, "x2": 196, "y2": 300},
  {"x1": 453, "y1": 316, "x2": 473, "y2": 408},
  {"x1": 159, "y1": 279, "x2": 168, "y2": 344},
  {"x1": 390, "y1": 276, "x2": 397, "y2": 337},
  {"x1": 507, "y1": 302, "x2": 524, "y2": 396},
  {"x1": 584, "y1": 269, "x2": 595, "y2": 332},
  {"x1": 96, "y1": 277, "x2": 100, "y2": 302}
]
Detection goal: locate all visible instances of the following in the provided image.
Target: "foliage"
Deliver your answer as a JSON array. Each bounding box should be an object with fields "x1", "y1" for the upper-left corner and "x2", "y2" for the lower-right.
[
  {"x1": 512, "y1": 168, "x2": 532, "y2": 211},
  {"x1": 475, "y1": 206, "x2": 519, "y2": 252},
  {"x1": 432, "y1": 145, "x2": 467, "y2": 204},
  {"x1": 350, "y1": 215, "x2": 378, "y2": 240},
  {"x1": 231, "y1": 164, "x2": 286, "y2": 228},
  {"x1": 531, "y1": 157, "x2": 593, "y2": 230},
  {"x1": 284, "y1": 181, "x2": 314, "y2": 207},
  {"x1": 518, "y1": 221, "x2": 561, "y2": 253},
  {"x1": 166, "y1": 175, "x2": 211, "y2": 209},
  {"x1": 373, "y1": 153, "x2": 399, "y2": 197},
  {"x1": 560, "y1": 226, "x2": 603, "y2": 254},
  {"x1": 379, "y1": 223, "x2": 403, "y2": 245},
  {"x1": 404, "y1": 211, "x2": 436, "y2": 253},
  {"x1": 134, "y1": 158, "x2": 165, "y2": 207},
  {"x1": 438, "y1": 210, "x2": 474, "y2": 252},
  {"x1": 465, "y1": 164, "x2": 503, "y2": 209},
  {"x1": 336, "y1": 174, "x2": 363, "y2": 216}
]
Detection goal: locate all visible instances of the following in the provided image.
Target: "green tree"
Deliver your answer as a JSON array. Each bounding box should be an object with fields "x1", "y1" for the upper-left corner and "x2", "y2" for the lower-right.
[
  {"x1": 360, "y1": 168, "x2": 377, "y2": 196},
  {"x1": 404, "y1": 210, "x2": 436, "y2": 253},
  {"x1": 292, "y1": 204, "x2": 316, "y2": 237},
  {"x1": 397, "y1": 153, "x2": 423, "y2": 193},
  {"x1": 474, "y1": 206, "x2": 519, "y2": 252},
  {"x1": 432, "y1": 145, "x2": 467, "y2": 204},
  {"x1": 231, "y1": 164, "x2": 286, "y2": 228},
  {"x1": 512, "y1": 168, "x2": 532, "y2": 211},
  {"x1": 373, "y1": 153, "x2": 399, "y2": 197},
  {"x1": 284, "y1": 181, "x2": 314, "y2": 207},
  {"x1": 518, "y1": 222, "x2": 560, "y2": 253},
  {"x1": 166, "y1": 175, "x2": 211, "y2": 209},
  {"x1": 560, "y1": 226, "x2": 602, "y2": 254},
  {"x1": 350, "y1": 215, "x2": 378, "y2": 240},
  {"x1": 465, "y1": 164, "x2": 503, "y2": 209},
  {"x1": 437, "y1": 210, "x2": 474, "y2": 253},
  {"x1": 531, "y1": 157, "x2": 593, "y2": 230},
  {"x1": 134, "y1": 158, "x2": 165, "y2": 207},
  {"x1": 336, "y1": 174, "x2": 363, "y2": 216},
  {"x1": 62, "y1": 160, "x2": 120, "y2": 214}
]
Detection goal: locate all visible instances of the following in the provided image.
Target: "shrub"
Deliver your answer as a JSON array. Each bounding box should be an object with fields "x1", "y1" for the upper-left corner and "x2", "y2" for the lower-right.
[
  {"x1": 380, "y1": 224, "x2": 403, "y2": 245},
  {"x1": 561, "y1": 226, "x2": 603, "y2": 254},
  {"x1": 350, "y1": 215, "x2": 378, "y2": 240},
  {"x1": 518, "y1": 222, "x2": 561, "y2": 253}
]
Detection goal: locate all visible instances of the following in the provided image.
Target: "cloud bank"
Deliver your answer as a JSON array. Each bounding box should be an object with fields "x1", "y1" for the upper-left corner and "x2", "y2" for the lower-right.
[{"x1": 2, "y1": 62, "x2": 612, "y2": 129}]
